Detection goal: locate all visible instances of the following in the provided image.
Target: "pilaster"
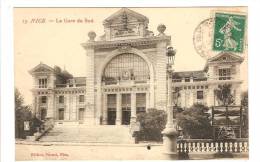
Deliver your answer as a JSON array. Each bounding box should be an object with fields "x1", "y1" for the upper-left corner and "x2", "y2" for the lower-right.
[
  {"x1": 146, "y1": 92, "x2": 150, "y2": 109},
  {"x1": 71, "y1": 95, "x2": 77, "y2": 120},
  {"x1": 46, "y1": 91, "x2": 55, "y2": 119},
  {"x1": 189, "y1": 90, "x2": 194, "y2": 107},
  {"x1": 130, "y1": 92, "x2": 137, "y2": 124},
  {"x1": 155, "y1": 41, "x2": 167, "y2": 110},
  {"x1": 85, "y1": 46, "x2": 95, "y2": 124},
  {"x1": 116, "y1": 93, "x2": 122, "y2": 125},
  {"x1": 102, "y1": 94, "x2": 108, "y2": 125},
  {"x1": 65, "y1": 94, "x2": 70, "y2": 120},
  {"x1": 96, "y1": 84, "x2": 102, "y2": 125}
]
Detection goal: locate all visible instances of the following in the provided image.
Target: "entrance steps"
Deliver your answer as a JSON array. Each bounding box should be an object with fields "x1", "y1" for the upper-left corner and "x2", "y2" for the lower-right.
[{"x1": 39, "y1": 124, "x2": 134, "y2": 144}]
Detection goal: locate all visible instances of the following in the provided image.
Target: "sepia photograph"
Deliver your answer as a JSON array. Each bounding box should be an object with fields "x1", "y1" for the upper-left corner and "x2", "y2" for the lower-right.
[{"x1": 14, "y1": 7, "x2": 248, "y2": 160}]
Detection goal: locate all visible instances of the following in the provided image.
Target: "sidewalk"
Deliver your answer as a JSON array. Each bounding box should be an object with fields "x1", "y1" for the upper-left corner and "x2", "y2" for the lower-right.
[
  {"x1": 16, "y1": 142, "x2": 165, "y2": 160},
  {"x1": 15, "y1": 139, "x2": 163, "y2": 147}
]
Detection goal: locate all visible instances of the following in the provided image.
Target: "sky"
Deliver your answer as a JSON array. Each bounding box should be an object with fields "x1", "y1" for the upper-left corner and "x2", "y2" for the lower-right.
[{"x1": 14, "y1": 7, "x2": 248, "y2": 105}]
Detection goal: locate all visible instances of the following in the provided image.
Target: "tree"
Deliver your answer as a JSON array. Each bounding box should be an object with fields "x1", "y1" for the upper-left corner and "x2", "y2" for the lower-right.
[
  {"x1": 241, "y1": 91, "x2": 248, "y2": 138},
  {"x1": 15, "y1": 88, "x2": 24, "y2": 110},
  {"x1": 214, "y1": 84, "x2": 235, "y2": 106},
  {"x1": 54, "y1": 65, "x2": 73, "y2": 84},
  {"x1": 177, "y1": 104, "x2": 213, "y2": 139},
  {"x1": 137, "y1": 109, "x2": 167, "y2": 141},
  {"x1": 213, "y1": 84, "x2": 240, "y2": 139},
  {"x1": 15, "y1": 88, "x2": 33, "y2": 138}
]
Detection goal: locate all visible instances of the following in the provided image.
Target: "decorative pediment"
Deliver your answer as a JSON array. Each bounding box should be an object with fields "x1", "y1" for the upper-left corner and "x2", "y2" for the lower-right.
[
  {"x1": 208, "y1": 52, "x2": 244, "y2": 64},
  {"x1": 103, "y1": 8, "x2": 148, "y2": 26},
  {"x1": 29, "y1": 63, "x2": 54, "y2": 75},
  {"x1": 102, "y1": 8, "x2": 150, "y2": 40}
]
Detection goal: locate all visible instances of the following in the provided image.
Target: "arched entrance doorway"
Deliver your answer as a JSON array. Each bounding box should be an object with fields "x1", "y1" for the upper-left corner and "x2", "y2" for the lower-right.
[{"x1": 101, "y1": 53, "x2": 151, "y2": 125}]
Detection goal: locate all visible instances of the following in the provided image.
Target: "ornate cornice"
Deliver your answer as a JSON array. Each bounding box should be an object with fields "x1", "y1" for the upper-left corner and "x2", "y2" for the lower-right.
[
  {"x1": 172, "y1": 79, "x2": 243, "y2": 87},
  {"x1": 31, "y1": 87, "x2": 86, "y2": 95},
  {"x1": 81, "y1": 36, "x2": 171, "y2": 50}
]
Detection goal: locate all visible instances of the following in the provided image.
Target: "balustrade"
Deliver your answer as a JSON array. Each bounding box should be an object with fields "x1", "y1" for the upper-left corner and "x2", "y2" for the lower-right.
[{"x1": 177, "y1": 139, "x2": 248, "y2": 153}]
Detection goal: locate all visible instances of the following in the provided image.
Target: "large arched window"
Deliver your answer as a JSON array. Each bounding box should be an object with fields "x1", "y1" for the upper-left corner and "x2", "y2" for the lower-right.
[{"x1": 102, "y1": 53, "x2": 149, "y2": 85}]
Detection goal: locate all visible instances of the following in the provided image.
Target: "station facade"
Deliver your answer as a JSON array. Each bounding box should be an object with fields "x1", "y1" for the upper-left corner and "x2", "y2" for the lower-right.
[{"x1": 30, "y1": 8, "x2": 243, "y2": 125}]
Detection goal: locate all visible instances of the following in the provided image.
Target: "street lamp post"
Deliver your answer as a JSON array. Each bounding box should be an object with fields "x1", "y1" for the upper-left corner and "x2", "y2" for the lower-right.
[{"x1": 162, "y1": 46, "x2": 178, "y2": 159}]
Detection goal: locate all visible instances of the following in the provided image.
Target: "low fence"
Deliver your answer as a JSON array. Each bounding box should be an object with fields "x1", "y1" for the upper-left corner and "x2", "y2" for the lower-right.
[{"x1": 177, "y1": 138, "x2": 248, "y2": 153}]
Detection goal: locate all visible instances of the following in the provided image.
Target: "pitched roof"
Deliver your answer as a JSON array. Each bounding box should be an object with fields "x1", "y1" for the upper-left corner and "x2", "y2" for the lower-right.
[
  {"x1": 208, "y1": 52, "x2": 244, "y2": 63},
  {"x1": 29, "y1": 62, "x2": 54, "y2": 75}
]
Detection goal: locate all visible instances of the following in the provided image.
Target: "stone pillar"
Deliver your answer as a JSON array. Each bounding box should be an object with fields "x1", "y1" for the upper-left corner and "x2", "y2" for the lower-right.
[
  {"x1": 146, "y1": 92, "x2": 150, "y2": 109},
  {"x1": 155, "y1": 41, "x2": 168, "y2": 110},
  {"x1": 102, "y1": 94, "x2": 108, "y2": 125},
  {"x1": 189, "y1": 90, "x2": 194, "y2": 107},
  {"x1": 85, "y1": 47, "x2": 95, "y2": 124},
  {"x1": 190, "y1": 76, "x2": 193, "y2": 82},
  {"x1": 96, "y1": 83, "x2": 102, "y2": 125},
  {"x1": 65, "y1": 94, "x2": 70, "y2": 120},
  {"x1": 71, "y1": 95, "x2": 77, "y2": 120},
  {"x1": 46, "y1": 91, "x2": 55, "y2": 119},
  {"x1": 116, "y1": 93, "x2": 122, "y2": 125},
  {"x1": 149, "y1": 82, "x2": 155, "y2": 109},
  {"x1": 130, "y1": 92, "x2": 136, "y2": 124}
]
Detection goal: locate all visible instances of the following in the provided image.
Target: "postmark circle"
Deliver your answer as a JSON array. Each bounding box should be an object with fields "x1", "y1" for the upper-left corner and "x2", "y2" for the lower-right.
[{"x1": 193, "y1": 18, "x2": 219, "y2": 60}]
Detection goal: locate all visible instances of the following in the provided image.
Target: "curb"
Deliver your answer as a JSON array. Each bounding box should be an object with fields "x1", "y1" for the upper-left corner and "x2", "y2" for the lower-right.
[{"x1": 15, "y1": 141, "x2": 163, "y2": 147}]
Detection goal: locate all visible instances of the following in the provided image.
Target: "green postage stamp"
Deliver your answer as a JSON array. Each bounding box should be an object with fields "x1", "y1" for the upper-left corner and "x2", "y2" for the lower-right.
[{"x1": 213, "y1": 12, "x2": 246, "y2": 53}]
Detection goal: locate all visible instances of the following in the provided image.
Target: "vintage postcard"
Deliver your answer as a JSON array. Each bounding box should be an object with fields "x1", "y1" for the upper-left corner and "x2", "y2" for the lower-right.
[{"x1": 14, "y1": 7, "x2": 248, "y2": 160}]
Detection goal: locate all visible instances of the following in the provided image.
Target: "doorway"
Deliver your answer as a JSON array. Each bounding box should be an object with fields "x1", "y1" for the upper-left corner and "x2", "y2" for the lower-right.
[
  {"x1": 107, "y1": 108, "x2": 116, "y2": 125},
  {"x1": 122, "y1": 94, "x2": 131, "y2": 125},
  {"x1": 40, "y1": 109, "x2": 47, "y2": 120},
  {"x1": 107, "y1": 94, "x2": 116, "y2": 125},
  {"x1": 78, "y1": 108, "x2": 85, "y2": 121},
  {"x1": 122, "y1": 108, "x2": 131, "y2": 125},
  {"x1": 58, "y1": 108, "x2": 64, "y2": 120}
]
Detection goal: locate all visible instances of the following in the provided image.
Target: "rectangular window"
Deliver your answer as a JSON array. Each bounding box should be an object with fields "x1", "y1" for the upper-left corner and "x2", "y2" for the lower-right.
[
  {"x1": 219, "y1": 68, "x2": 231, "y2": 80},
  {"x1": 136, "y1": 93, "x2": 146, "y2": 109},
  {"x1": 59, "y1": 96, "x2": 64, "y2": 104},
  {"x1": 107, "y1": 94, "x2": 116, "y2": 108},
  {"x1": 38, "y1": 78, "x2": 47, "y2": 88},
  {"x1": 197, "y1": 91, "x2": 204, "y2": 100},
  {"x1": 185, "y1": 78, "x2": 190, "y2": 82},
  {"x1": 79, "y1": 95, "x2": 85, "y2": 103},
  {"x1": 41, "y1": 96, "x2": 47, "y2": 104},
  {"x1": 121, "y1": 94, "x2": 131, "y2": 108}
]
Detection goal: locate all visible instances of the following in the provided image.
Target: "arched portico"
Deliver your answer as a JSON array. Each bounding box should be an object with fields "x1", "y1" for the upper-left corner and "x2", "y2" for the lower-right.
[{"x1": 96, "y1": 47, "x2": 155, "y2": 125}]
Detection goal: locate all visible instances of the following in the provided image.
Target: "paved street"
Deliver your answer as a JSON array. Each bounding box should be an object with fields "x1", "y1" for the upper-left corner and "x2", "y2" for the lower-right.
[{"x1": 16, "y1": 143, "x2": 165, "y2": 160}]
